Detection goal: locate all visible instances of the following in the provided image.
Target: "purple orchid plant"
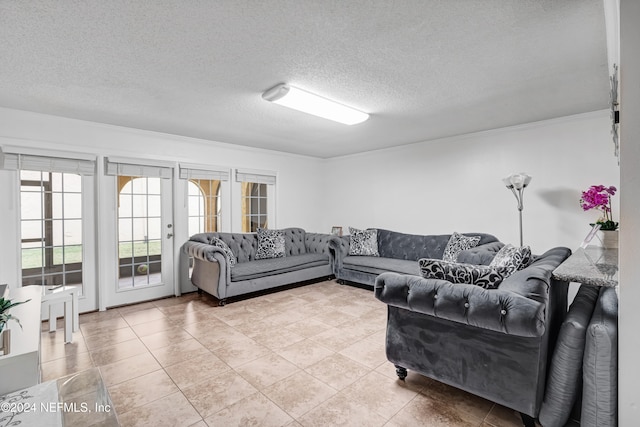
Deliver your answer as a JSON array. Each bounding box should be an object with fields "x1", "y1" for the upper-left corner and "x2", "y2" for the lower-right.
[{"x1": 579, "y1": 185, "x2": 619, "y2": 231}]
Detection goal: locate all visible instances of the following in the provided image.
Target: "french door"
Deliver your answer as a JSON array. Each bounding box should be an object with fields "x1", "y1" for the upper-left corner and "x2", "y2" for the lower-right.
[
  {"x1": 19, "y1": 170, "x2": 97, "y2": 313},
  {"x1": 103, "y1": 159, "x2": 175, "y2": 308}
]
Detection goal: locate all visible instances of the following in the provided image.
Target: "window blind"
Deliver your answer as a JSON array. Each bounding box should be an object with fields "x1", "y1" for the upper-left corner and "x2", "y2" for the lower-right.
[
  {"x1": 0, "y1": 148, "x2": 96, "y2": 175},
  {"x1": 179, "y1": 163, "x2": 230, "y2": 181},
  {"x1": 105, "y1": 157, "x2": 173, "y2": 179},
  {"x1": 235, "y1": 169, "x2": 276, "y2": 185}
]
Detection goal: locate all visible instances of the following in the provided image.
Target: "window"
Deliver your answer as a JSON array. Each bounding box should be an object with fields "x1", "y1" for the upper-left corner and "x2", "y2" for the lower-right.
[
  {"x1": 188, "y1": 179, "x2": 221, "y2": 236},
  {"x1": 179, "y1": 164, "x2": 229, "y2": 236},
  {"x1": 20, "y1": 171, "x2": 84, "y2": 288},
  {"x1": 117, "y1": 176, "x2": 163, "y2": 289},
  {"x1": 241, "y1": 182, "x2": 268, "y2": 232},
  {"x1": 236, "y1": 169, "x2": 276, "y2": 233}
]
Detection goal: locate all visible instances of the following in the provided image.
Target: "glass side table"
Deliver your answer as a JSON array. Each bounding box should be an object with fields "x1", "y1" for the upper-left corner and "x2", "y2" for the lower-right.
[{"x1": 0, "y1": 368, "x2": 118, "y2": 426}]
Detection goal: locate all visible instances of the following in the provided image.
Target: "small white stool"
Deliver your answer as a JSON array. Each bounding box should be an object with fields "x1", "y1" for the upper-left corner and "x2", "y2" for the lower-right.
[{"x1": 39, "y1": 285, "x2": 80, "y2": 344}]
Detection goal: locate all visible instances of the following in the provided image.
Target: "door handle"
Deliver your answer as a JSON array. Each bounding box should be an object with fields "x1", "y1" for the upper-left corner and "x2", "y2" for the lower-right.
[{"x1": 167, "y1": 233, "x2": 174, "y2": 239}]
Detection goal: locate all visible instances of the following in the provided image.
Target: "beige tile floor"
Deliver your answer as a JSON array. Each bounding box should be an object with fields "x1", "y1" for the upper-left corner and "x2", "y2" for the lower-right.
[{"x1": 41, "y1": 280, "x2": 528, "y2": 427}]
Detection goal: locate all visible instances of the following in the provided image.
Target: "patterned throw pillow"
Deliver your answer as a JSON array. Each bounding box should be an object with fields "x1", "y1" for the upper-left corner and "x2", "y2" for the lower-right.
[
  {"x1": 348, "y1": 227, "x2": 379, "y2": 256},
  {"x1": 489, "y1": 244, "x2": 532, "y2": 275},
  {"x1": 211, "y1": 237, "x2": 236, "y2": 267},
  {"x1": 442, "y1": 232, "x2": 481, "y2": 262},
  {"x1": 419, "y1": 258, "x2": 508, "y2": 289},
  {"x1": 255, "y1": 228, "x2": 286, "y2": 260}
]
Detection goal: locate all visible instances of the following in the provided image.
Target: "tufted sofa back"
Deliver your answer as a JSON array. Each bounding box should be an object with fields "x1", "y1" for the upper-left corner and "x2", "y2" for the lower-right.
[
  {"x1": 376, "y1": 229, "x2": 499, "y2": 261},
  {"x1": 189, "y1": 227, "x2": 311, "y2": 263}
]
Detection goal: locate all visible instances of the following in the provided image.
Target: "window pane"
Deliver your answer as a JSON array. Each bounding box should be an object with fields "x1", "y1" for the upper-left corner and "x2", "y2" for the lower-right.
[
  {"x1": 119, "y1": 242, "x2": 134, "y2": 259},
  {"x1": 52, "y1": 219, "x2": 64, "y2": 246},
  {"x1": 147, "y1": 240, "x2": 162, "y2": 256},
  {"x1": 188, "y1": 217, "x2": 202, "y2": 236},
  {"x1": 22, "y1": 248, "x2": 43, "y2": 269},
  {"x1": 118, "y1": 193, "x2": 132, "y2": 217},
  {"x1": 64, "y1": 245, "x2": 83, "y2": 264},
  {"x1": 21, "y1": 192, "x2": 42, "y2": 219},
  {"x1": 147, "y1": 218, "x2": 162, "y2": 240},
  {"x1": 63, "y1": 220, "x2": 82, "y2": 245},
  {"x1": 148, "y1": 195, "x2": 161, "y2": 217},
  {"x1": 132, "y1": 195, "x2": 147, "y2": 217},
  {"x1": 63, "y1": 193, "x2": 82, "y2": 218},
  {"x1": 21, "y1": 170, "x2": 42, "y2": 181},
  {"x1": 63, "y1": 174, "x2": 82, "y2": 193},
  {"x1": 51, "y1": 173, "x2": 63, "y2": 192},
  {"x1": 131, "y1": 218, "x2": 148, "y2": 240},
  {"x1": 188, "y1": 196, "x2": 203, "y2": 215},
  {"x1": 133, "y1": 241, "x2": 149, "y2": 257},
  {"x1": 147, "y1": 178, "x2": 160, "y2": 195},
  {"x1": 21, "y1": 220, "x2": 43, "y2": 241},
  {"x1": 131, "y1": 178, "x2": 147, "y2": 194},
  {"x1": 118, "y1": 218, "x2": 133, "y2": 241}
]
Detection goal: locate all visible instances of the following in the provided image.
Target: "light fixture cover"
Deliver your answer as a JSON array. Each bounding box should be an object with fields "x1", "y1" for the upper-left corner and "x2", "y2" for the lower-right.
[
  {"x1": 262, "y1": 83, "x2": 369, "y2": 125},
  {"x1": 503, "y1": 173, "x2": 532, "y2": 190}
]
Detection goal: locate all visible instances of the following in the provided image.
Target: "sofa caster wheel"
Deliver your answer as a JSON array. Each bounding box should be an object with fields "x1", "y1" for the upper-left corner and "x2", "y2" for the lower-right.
[
  {"x1": 395, "y1": 365, "x2": 407, "y2": 380},
  {"x1": 218, "y1": 299, "x2": 227, "y2": 307},
  {"x1": 519, "y1": 413, "x2": 535, "y2": 427}
]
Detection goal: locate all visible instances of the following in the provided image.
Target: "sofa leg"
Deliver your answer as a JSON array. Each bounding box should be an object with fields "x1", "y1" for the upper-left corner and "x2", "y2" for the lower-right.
[
  {"x1": 197, "y1": 288, "x2": 203, "y2": 295},
  {"x1": 218, "y1": 298, "x2": 227, "y2": 307},
  {"x1": 395, "y1": 365, "x2": 407, "y2": 380},
  {"x1": 519, "y1": 413, "x2": 535, "y2": 427}
]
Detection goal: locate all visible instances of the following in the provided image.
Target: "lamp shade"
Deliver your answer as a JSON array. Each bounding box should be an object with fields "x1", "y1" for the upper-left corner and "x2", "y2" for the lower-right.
[{"x1": 503, "y1": 173, "x2": 532, "y2": 190}]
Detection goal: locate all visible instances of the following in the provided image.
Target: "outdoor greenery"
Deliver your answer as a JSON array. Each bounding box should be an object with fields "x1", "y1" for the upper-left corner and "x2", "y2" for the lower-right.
[{"x1": 21, "y1": 241, "x2": 162, "y2": 269}]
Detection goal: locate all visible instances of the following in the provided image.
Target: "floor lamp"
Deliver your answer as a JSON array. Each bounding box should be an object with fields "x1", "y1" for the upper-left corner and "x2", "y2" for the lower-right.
[{"x1": 502, "y1": 173, "x2": 532, "y2": 246}]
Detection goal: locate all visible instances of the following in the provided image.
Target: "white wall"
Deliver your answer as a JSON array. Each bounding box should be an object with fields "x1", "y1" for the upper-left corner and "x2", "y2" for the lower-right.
[
  {"x1": 322, "y1": 110, "x2": 619, "y2": 254},
  {"x1": 0, "y1": 107, "x2": 326, "y2": 231},
  {"x1": 0, "y1": 107, "x2": 326, "y2": 303},
  {"x1": 618, "y1": 0, "x2": 639, "y2": 423}
]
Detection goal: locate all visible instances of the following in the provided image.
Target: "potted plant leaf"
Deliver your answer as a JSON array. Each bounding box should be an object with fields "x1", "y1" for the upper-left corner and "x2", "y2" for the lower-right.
[{"x1": 0, "y1": 296, "x2": 31, "y2": 355}]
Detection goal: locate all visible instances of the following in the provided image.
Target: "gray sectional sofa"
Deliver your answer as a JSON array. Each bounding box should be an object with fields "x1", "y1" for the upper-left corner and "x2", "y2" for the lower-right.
[
  {"x1": 329, "y1": 228, "x2": 502, "y2": 287},
  {"x1": 182, "y1": 227, "x2": 334, "y2": 305}
]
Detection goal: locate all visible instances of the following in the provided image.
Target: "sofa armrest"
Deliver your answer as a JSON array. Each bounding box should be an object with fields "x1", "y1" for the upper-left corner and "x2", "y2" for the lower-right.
[
  {"x1": 182, "y1": 241, "x2": 230, "y2": 298},
  {"x1": 327, "y1": 235, "x2": 350, "y2": 270},
  {"x1": 374, "y1": 272, "x2": 546, "y2": 337},
  {"x1": 183, "y1": 241, "x2": 224, "y2": 263}
]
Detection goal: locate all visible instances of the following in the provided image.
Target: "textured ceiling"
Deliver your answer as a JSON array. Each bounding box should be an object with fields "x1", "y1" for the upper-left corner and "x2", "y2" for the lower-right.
[{"x1": 0, "y1": 1, "x2": 608, "y2": 158}]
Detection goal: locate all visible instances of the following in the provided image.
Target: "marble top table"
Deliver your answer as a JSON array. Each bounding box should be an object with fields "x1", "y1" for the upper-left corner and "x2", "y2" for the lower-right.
[{"x1": 552, "y1": 246, "x2": 618, "y2": 287}]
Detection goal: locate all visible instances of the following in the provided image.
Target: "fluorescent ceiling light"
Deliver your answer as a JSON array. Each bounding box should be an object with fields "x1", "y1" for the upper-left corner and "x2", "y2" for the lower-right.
[{"x1": 262, "y1": 83, "x2": 369, "y2": 125}]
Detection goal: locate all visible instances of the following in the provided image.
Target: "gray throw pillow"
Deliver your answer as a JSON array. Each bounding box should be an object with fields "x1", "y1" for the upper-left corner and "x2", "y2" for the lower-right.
[
  {"x1": 418, "y1": 258, "x2": 508, "y2": 289},
  {"x1": 489, "y1": 243, "x2": 532, "y2": 275},
  {"x1": 210, "y1": 237, "x2": 236, "y2": 267},
  {"x1": 255, "y1": 228, "x2": 286, "y2": 260},
  {"x1": 348, "y1": 227, "x2": 379, "y2": 256},
  {"x1": 442, "y1": 232, "x2": 481, "y2": 263}
]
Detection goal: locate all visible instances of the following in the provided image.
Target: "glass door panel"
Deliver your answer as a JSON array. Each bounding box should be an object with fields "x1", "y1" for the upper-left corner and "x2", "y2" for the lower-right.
[
  {"x1": 117, "y1": 177, "x2": 163, "y2": 289},
  {"x1": 19, "y1": 171, "x2": 96, "y2": 313}
]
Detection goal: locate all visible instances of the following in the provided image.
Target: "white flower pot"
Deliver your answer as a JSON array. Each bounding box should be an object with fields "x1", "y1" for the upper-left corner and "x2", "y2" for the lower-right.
[{"x1": 597, "y1": 230, "x2": 619, "y2": 249}]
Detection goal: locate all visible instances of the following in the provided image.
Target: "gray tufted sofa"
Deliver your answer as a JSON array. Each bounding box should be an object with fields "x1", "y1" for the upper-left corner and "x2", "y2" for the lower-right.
[
  {"x1": 329, "y1": 229, "x2": 502, "y2": 287},
  {"x1": 374, "y1": 246, "x2": 571, "y2": 426},
  {"x1": 182, "y1": 227, "x2": 334, "y2": 304}
]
